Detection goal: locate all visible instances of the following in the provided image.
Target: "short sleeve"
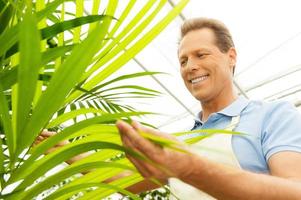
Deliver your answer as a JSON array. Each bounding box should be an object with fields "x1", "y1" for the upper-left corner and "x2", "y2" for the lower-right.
[{"x1": 262, "y1": 101, "x2": 301, "y2": 161}]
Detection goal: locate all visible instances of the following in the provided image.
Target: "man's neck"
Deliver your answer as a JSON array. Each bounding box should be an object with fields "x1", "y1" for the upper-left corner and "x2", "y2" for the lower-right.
[{"x1": 200, "y1": 91, "x2": 238, "y2": 122}]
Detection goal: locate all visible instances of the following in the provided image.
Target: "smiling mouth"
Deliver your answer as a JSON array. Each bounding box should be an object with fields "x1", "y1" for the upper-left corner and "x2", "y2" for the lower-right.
[{"x1": 190, "y1": 75, "x2": 209, "y2": 84}]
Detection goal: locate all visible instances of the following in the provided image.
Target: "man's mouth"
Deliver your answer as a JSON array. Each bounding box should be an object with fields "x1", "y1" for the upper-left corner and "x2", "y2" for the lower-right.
[{"x1": 190, "y1": 75, "x2": 209, "y2": 84}]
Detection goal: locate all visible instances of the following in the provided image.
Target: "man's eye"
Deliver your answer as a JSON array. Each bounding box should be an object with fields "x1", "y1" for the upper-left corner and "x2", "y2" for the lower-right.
[
  {"x1": 180, "y1": 60, "x2": 187, "y2": 66},
  {"x1": 197, "y1": 53, "x2": 204, "y2": 58}
]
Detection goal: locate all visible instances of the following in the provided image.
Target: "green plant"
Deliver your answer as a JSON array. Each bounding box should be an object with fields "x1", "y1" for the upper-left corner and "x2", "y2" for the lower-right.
[{"x1": 0, "y1": 0, "x2": 189, "y2": 199}]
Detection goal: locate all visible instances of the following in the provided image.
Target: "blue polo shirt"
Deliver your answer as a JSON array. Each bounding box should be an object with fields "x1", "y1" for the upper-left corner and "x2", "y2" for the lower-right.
[{"x1": 191, "y1": 96, "x2": 301, "y2": 173}]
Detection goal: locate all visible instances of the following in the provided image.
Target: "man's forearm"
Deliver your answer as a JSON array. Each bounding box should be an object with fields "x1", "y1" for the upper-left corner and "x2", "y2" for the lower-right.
[{"x1": 180, "y1": 155, "x2": 301, "y2": 200}]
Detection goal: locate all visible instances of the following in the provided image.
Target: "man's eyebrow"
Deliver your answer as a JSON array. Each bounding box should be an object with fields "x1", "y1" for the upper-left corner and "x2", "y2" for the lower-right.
[
  {"x1": 179, "y1": 48, "x2": 210, "y2": 58},
  {"x1": 178, "y1": 53, "x2": 187, "y2": 60},
  {"x1": 178, "y1": 53, "x2": 186, "y2": 58},
  {"x1": 195, "y1": 48, "x2": 210, "y2": 52}
]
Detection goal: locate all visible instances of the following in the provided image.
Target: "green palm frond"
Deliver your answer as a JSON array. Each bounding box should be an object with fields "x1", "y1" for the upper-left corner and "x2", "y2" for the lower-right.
[{"x1": 0, "y1": 0, "x2": 189, "y2": 199}]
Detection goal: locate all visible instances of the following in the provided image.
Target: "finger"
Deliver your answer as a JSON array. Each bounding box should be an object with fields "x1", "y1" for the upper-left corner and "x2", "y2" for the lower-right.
[
  {"x1": 132, "y1": 121, "x2": 162, "y2": 135},
  {"x1": 126, "y1": 150, "x2": 167, "y2": 179},
  {"x1": 120, "y1": 133, "x2": 153, "y2": 178},
  {"x1": 116, "y1": 121, "x2": 153, "y2": 150},
  {"x1": 40, "y1": 130, "x2": 69, "y2": 147},
  {"x1": 126, "y1": 154, "x2": 152, "y2": 178},
  {"x1": 132, "y1": 121, "x2": 176, "y2": 141},
  {"x1": 40, "y1": 130, "x2": 56, "y2": 137},
  {"x1": 117, "y1": 121, "x2": 156, "y2": 161},
  {"x1": 117, "y1": 120, "x2": 160, "y2": 154},
  {"x1": 33, "y1": 140, "x2": 41, "y2": 146},
  {"x1": 120, "y1": 129, "x2": 154, "y2": 165},
  {"x1": 117, "y1": 121, "x2": 171, "y2": 179},
  {"x1": 118, "y1": 120, "x2": 183, "y2": 177},
  {"x1": 45, "y1": 147, "x2": 57, "y2": 154},
  {"x1": 131, "y1": 121, "x2": 187, "y2": 152},
  {"x1": 56, "y1": 140, "x2": 69, "y2": 146},
  {"x1": 120, "y1": 130, "x2": 134, "y2": 149},
  {"x1": 33, "y1": 136, "x2": 45, "y2": 146},
  {"x1": 127, "y1": 151, "x2": 170, "y2": 180}
]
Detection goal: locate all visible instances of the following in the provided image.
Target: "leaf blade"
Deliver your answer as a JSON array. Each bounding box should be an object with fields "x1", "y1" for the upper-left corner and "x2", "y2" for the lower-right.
[{"x1": 16, "y1": 10, "x2": 41, "y2": 152}]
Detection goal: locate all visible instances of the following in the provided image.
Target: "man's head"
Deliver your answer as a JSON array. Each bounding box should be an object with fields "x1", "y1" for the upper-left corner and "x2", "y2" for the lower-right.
[
  {"x1": 178, "y1": 18, "x2": 237, "y2": 102},
  {"x1": 180, "y1": 17, "x2": 236, "y2": 74}
]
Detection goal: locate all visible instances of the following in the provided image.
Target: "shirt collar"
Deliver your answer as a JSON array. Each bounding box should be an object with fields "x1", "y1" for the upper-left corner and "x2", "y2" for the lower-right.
[
  {"x1": 193, "y1": 96, "x2": 250, "y2": 125},
  {"x1": 217, "y1": 96, "x2": 250, "y2": 117}
]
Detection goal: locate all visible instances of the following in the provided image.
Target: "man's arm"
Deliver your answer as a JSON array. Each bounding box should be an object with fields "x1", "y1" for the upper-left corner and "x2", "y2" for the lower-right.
[
  {"x1": 37, "y1": 131, "x2": 166, "y2": 194},
  {"x1": 181, "y1": 151, "x2": 301, "y2": 200},
  {"x1": 35, "y1": 131, "x2": 91, "y2": 165},
  {"x1": 116, "y1": 120, "x2": 301, "y2": 200},
  {"x1": 269, "y1": 151, "x2": 301, "y2": 180}
]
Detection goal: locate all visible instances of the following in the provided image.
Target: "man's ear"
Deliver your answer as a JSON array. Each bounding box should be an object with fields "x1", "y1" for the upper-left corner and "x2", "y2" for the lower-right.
[
  {"x1": 228, "y1": 47, "x2": 237, "y2": 74},
  {"x1": 228, "y1": 47, "x2": 237, "y2": 67}
]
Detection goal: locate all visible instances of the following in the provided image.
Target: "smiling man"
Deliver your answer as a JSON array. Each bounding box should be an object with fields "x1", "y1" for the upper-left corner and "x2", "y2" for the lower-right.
[
  {"x1": 178, "y1": 23, "x2": 237, "y2": 121},
  {"x1": 116, "y1": 17, "x2": 301, "y2": 199}
]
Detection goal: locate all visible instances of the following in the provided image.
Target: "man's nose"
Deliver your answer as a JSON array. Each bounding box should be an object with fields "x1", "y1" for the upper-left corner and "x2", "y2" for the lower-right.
[{"x1": 187, "y1": 58, "x2": 198, "y2": 71}]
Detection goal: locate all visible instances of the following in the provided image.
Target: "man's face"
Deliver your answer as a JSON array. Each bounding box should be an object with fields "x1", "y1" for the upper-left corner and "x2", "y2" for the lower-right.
[{"x1": 178, "y1": 28, "x2": 236, "y2": 103}]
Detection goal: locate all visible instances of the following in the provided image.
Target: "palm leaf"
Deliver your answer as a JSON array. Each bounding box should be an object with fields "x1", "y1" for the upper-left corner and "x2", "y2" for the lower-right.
[
  {"x1": 65, "y1": 0, "x2": 189, "y2": 103},
  {"x1": 0, "y1": 1, "x2": 189, "y2": 199},
  {"x1": 15, "y1": 10, "x2": 41, "y2": 156},
  {"x1": 18, "y1": 18, "x2": 112, "y2": 154},
  {"x1": 0, "y1": 45, "x2": 74, "y2": 91},
  {"x1": 0, "y1": 0, "x2": 68, "y2": 58},
  {"x1": 5, "y1": 15, "x2": 111, "y2": 58},
  {"x1": 0, "y1": 84, "x2": 14, "y2": 168}
]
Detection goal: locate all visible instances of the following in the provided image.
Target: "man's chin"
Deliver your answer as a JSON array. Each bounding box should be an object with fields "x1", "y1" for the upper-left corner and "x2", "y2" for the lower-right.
[{"x1": 193, "y1": 93, "x2": 210, "y2": 102}]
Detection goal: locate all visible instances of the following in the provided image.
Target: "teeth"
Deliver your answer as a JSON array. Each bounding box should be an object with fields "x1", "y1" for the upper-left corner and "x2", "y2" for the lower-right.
[{"x1": 191, "y1": 75, "x2": 208, "y2": 84}]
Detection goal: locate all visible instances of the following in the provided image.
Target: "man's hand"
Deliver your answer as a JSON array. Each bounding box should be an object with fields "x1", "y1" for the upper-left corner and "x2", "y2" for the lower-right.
[
  {"x1": 34, "y1": 130, "x2": 69, "y2": 154},
  {"x1": 116, "y1": 120, "x2": 194, "y2": 181},
  {"x1": 116, "y1": 120, "x2": 301, "y2": 200},
  {"x1": 34, "y1": 130, "x2": 91, "y2": 165}
]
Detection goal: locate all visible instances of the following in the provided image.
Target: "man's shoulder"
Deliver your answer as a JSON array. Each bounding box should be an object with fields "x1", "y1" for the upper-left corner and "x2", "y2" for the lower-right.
[
  {"x1": 246, "y1": 99, "x2": 301, "y2": 131},
  {"x1": 246, "y1": 99, "x2": 295, "y2": 114},
  {"x1": 240, "y1": 99, "x2": 299, "y2": 127}
]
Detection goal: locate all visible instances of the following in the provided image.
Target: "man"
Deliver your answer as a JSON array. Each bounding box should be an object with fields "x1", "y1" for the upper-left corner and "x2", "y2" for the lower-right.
[{"x1": 116, "y1": 18, "x2": 301, "y2": 199}]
